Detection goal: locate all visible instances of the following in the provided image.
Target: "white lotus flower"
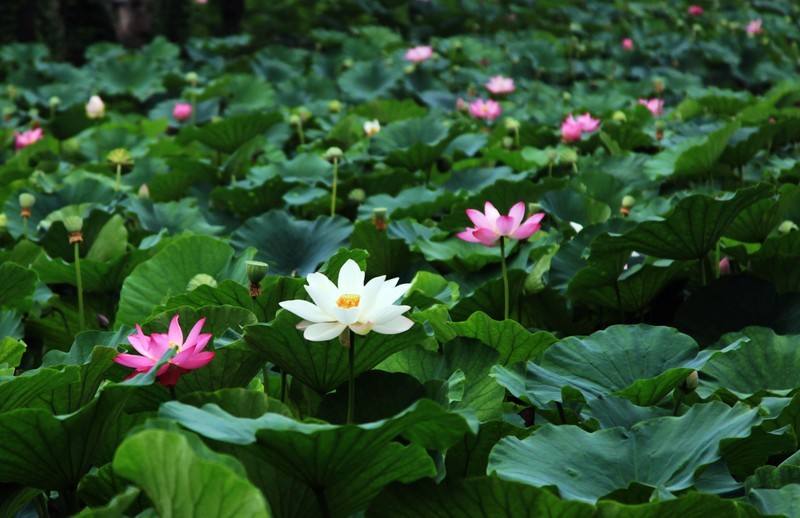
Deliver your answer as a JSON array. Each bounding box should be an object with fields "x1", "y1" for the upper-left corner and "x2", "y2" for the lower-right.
[
  {"x1": 279, "y1": 259, "x2": 413, "y2": 341},
  {"x1": 85, "y1": 95, "x2": 105, "y2": 119},
  {"x1": 363, "y1": 119, "x2": 381, "y2": 137}
]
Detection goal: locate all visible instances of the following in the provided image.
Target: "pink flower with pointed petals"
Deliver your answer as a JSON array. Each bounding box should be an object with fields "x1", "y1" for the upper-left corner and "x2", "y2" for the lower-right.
[
  {"x1": 457, "y1": 201, "x2": 545, "y2": 246},
  {"x1": 469, "y1": 99, "x2": 502, "y2": 121},
  {"x1": 575, "y1": 113, "x2": 600, "y2": 133},
  {"x1": 746, "y1": 19, "x2": 762, "y2": 36},
  {"x1": 14, "y1": 128, "x2": 43, "y2": 150},
  {"x1": 404, "y1": 45, "x2": 433, "y2": 63},
  {"x1": 621, "y1": 38, "x2": 634, "y2": 51},
  {"x1": 485, "y1": 76, "x2": 515, "y2": 95},
  {"x1": 688, "y1": 5, "x2": 704, "y2": 16},
  {"x1": 638, "y1": 98, "x2": 664, "y2": 117},
  {"x1": 172, "y1": 102, "x2": 193, "y2": 122},
  {"x1": 561, "y1": 115, "x2": 584, "y2": 143},
  {"x1": 114, "y1": 315, "x2": 214, "y2": 387}
]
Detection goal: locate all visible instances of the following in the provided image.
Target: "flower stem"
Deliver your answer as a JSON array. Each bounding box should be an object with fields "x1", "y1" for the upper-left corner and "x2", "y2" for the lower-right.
[
  {"x1": 22, "y1": 217, "x2": 28, "y2": 238},
  {"x1": 74, "y1": 242, "x2": 84, "y2": 332},
  {"x1": 500, "y1": 236, "x2": 509, "y2": 320},
  {"x1": 114, "y1": 163, "x2": 121, "y2": 192},
  {"x1": 297, "y1": 121, "x2": 305, "y2": 145},
  {"x1": 347, "y1": 329, "x2": 356, "y2": 424},
  {"x1": 330, "y1": 157, "x2": 338, "y2": 217},
  {"x1": 513, "y1": 127, "x2": 520, "y2": 148}
]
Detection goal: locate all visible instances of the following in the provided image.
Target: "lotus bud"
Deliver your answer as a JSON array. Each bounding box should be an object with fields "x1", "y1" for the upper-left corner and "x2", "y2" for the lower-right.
[
  {"x1": 246, "y1": 260, "x2": 269, "y2": 297},
  {"x1": 560, "y1": 148, "x2": 578, "y2": 164},
  {"x1": 49, "y1": 96, "x2": 61, "y2": 108},
  {"x1": 138, "y1": 184, "x2": 150, "y2": 199},
  {"x1": 372, "y1": 207, "x2": 388, "y2": 231},
  {"x1": 363, "y1": 119, "x2": 381, "y2": 137},
  {"x1": 342, "y1": 58, "x2": 354, "y2": 69},
  {"x1": 328, "y1": 99, "x2": 342, "y2": 113},
  {"x1": 622, "y1": 195, "x2": 636, "y2": 208},
  {"x1": 562, "y1": 92, "x2": 572, "y2": 102},
  {"x1": 779, "y1": 220, "x2": 798, "y2": 234},
  {"x1": 504, "y1": 117, "x2": 520, "y2": 131},
  {"x1": 324, "y1": 146, "x2": 343, "y2": 162},
  {"x1": 186, "y1": 273, "x2": 217, "y2": 291},
  {"x1": 612, "y1": 110, "x2": 626, "y2": 122},
  {"x1": 64, "y1": 215, "x2": 84, "y2": 244},
  {"x1": 296, "y1": 107, "x2": 312, "y2": 122},
  {"x1": 719, "y1": 257, "x2": 731, "y2": 276},
  {"x1": 28, "y1": 108, "x2": 39, "y2": 120},
  {"x1": 107, "y1": 148, "x2": 133, "y2": 168},
  {"x1": 452, "y1": 39, "x2": 462, "y2": 50},
  {"x1": 18, "y1": 193, "x2": 35, "y2": 218},
  {"x1": 680, "y1": 371, "x2": 699, "y2": 393},
  {"x1": 289, "y1": 114, "x2": 301, "y2": 126},
  {"x1": 85, "y1": 95, "x2": 105, "y2": 119},
  {"x1": 348, "y1": 188, "x2": 366, "y2": 203},
  {"x1": 96, "y1": 313, "x2": 110, "y2": 329},
  {"x1": 185, "y1": 71, "x2": 199, "y2": 86}
]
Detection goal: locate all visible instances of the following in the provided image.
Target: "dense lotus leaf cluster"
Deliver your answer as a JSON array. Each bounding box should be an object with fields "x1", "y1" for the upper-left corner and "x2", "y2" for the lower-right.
[{"x1": 1, "y1": 0, "x2": 800, "y2": 516}]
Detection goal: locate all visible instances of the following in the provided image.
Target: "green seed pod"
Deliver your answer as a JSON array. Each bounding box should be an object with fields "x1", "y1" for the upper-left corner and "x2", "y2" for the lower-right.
[
  {"x1": 246, "y1": 261, "x2": 269, "y2": 285},
  {"x1": 348, "y1": 188, "x2": 366, "y2": 203},
  {"x1": 324, "y1": 147, "x2": 343, "y2": 161},
  {"x1": 622, "y1": 195, "x2": 636, "y2": 208},
  {"x1": 502, "y1": 136, "x2": 514, "y2": 149},
  {"x1": 63, "y1": 215, "x2": 84, "y2": 233},
  {"x1": 18, "y1": 193, "x2": 36, "y2": 209},
  {"x1": 504, "y1": 117, "x2": 520, "y2": 131},
  {"x1": 328, "y1": 100, "x2": 342, "y2": 113},
  {"x1": 612, "y1": 110, "x2": 627, "y2": 122}
]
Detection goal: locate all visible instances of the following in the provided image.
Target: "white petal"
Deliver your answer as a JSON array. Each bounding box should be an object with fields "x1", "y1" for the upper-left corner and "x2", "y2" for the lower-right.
[
  {"x1": 372, "y1": 316, "x2": 414, "y2": 335},
  {"x1": 279, "y1": 300, "x2": 331, "y2": 323},
  {"x1": 569, "y1": 221, "x2": 584, "y2": 233},
  {"x1": 349, "y1": 322, "x2": 373, "y2": 335},
  {"x1": 337, "y1": 259, "x2": 365, "y2": 293},
  {"x1": 375, "y1": 282, "x2": 411, "y2": 308},
  {"x1": 333, "y1": 307, "x2": 360, "y2": 325},
  {"x1": 357, "y1": 275, "x2": 386, "y2": 319},
  {"x1": 371, "y1": 304, "x2": 411, "y2": 325},
  {"x1": 305, "y1": 273, "x2": 339, "y2": 316},
  {"x1": 303, "y1": 322, "x2": 346, "y2": 342}
]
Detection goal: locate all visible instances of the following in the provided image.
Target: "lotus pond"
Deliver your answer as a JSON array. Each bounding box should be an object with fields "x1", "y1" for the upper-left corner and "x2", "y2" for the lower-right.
[{"x1": 2, "y1": 1, "x2": 800, "y2": 516}]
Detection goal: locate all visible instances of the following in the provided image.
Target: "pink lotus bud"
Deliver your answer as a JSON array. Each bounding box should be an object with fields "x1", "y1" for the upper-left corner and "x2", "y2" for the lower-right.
[
  {"x1": 561, "y1": 115, "x2": 583, "y2": 143},
  {"x1": 719, "y1": 257, "x2": 731, "y2": 275},
  {"x1": 621, "y1": 38, "x2": 634, "y2": 51},
  {"x1": 404, "y1": 45, "x2": 433, "y2": 63},
  {"x1": 688, "y1": 5, "x2": 704, "y2": 16},
  {"x1": 746, "y1": 19, "x2": 762, "y2": 36},
  {"x1": 172, "y1": 102, "x2": 193, "y2": 122},
  {"x1": 469, "y1": 99, "x2": 502, "y2": 121},
  {"x1": 638, "y1": 98, "x2": 664, "y2": 117},
  {"x1": 485, "y1": 76, "x2": 515, "y2": 95}
]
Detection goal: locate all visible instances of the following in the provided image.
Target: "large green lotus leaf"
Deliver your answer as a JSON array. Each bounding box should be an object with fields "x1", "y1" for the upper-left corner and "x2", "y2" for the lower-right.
[
  {"x1": 701, "y1": 327, "x2": 800, "y2": 398},
  {"x1": 116, "y1": 235, "x2": 236, "y2": 325},
  {"x1": 0, "y1": 366, "x2": 79, "y2": 412},
  {"x1": 181, "y1": 112, "x2": 282, "y2": 154},
  {"x1": 161, "y1": 399, "x2": 474, "y2": 517},
  {"x1": 368, "y1": 476, "x2": 595, "y2": 518},
  {"x1": 31, "y1": 253, "x2": 129, "y2": 293},
  {"x1": 230, "y1": 211, "x2": 352, "y2": 276},
  {"x1": 751, "y1": 232, "x2": 800, "y2": 293},
  {"x1": 447, "y1": 311, "x2": 557, "y2": 365},
  {"x1": 350, "y1": 220, "x2": 416, "y2": 279},
  {"x1": 0, "y1": 337, "x2": 25, "y2": 368},
  {"x1": 204, "y1": 74, "x2": 276, "y2": 114},
  {"x1": 722, "y1": 125, "x2": 775, "y2": 168},
  {"x1": 493, "y1": 325, "x2": 699, "y2": 407},
  {"x1": 596, "y1": 492, "x2": 761, "y2": 517},
  {"x1": 370, "y1": 116, "x2": 449, "y2": 171},
  {"x1": 591, "y1": 184, "x2": 772, "y2": 260},
  {"x1": 112, "y1": 429, "x2": 270, "y2": 518},
  {"x1": 359, "y1": 186, "x2": 457, "y2": 222},
  {"x1": 264, "y1": 152, "x2": 333, "y2": 187},
  {"x1": 0, "y1": 262, "x2": 36, "y2": 312},
  {"x1": 338, "y1": 59, "x2": 403, "y2": 101},
  {"x1": 244, "y1": 310, "x2": 430, "y2": 395},
  {"x1": 723, "y1": 197, "x2": 782, "y2": 243},
  {"x1": 74, "y1": 486, "x2": 141, "y2": 518},
  {"x1": 148, "y1": 158, "x2": 217, "y2": 203},
  {"x1": 644, "y1": 122, "x2": 740, "y2": 179},
  {"x1": 488, "y1": 402, "x2": 761, "y2": 503},
  {"x1": 48, "y1": 103, "x2": 95, "y2": 141},
  {"x1": 0, "y1": 310, "x2": 23, "y2": 340},
  {"x1": 748, "y1": 485, "x2": 800, "y2": 518},
  {"x1": 125, "y1": 198, "x2": 224, "y2": 236},
  {"x1": 351, "y1": 99, "x2": 427, "y2": 123},
  {"x1": 444, "y1": 421, "x2": 531, "y2": 479},
  {"x1": 94, "y1": 54, "x2": 165, "y2": 101},
  {"x1": 539, "y1": 189, "x2": 612, "y2": 227}
]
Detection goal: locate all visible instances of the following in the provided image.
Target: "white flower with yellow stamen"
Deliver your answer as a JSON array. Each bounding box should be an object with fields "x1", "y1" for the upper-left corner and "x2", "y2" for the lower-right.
[
  {"x1": 363, "y1": 119, "x2": 381, "y2": 137},
  {"x1": 279, "y1": 259, "x2": 413, "y2": 341}
]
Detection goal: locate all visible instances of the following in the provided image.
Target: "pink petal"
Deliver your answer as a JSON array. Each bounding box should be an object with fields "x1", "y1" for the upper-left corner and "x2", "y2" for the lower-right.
[
  {"x1": 150, "y1": 333, "x2": 171, "y2": 357},
  {"x1": 483, "y1": 201, "x2": 500, "y2": 225},
  {"x1": 191, "y1": 333, "x2": 212, "y2": 352},
  {"x1": 173, "y1": 350, "x2": 215, "y2": 370},
  {"x1": 168, "y1": 315, "x2": 183, "y2": 346},
  {"x1": 511, "y1": 213, "x2": 546, "y2": 240},
  {"x1": 114, "y1": 353, "x2": 156, "y2": 370},
  {"x1": 508, "y1": 201, "x2": 525, "y2": 229},
  {"x1": 183, "y1": 317, "x2": 206, "y2": 350},
  {"x1": 473, "y1": 227, "x2": 500, "y2": 246},
  {"x1": 466, "y1": 208, "x2": 490, "y2": 229},
  {"x1": 457, "y1": 229, "x2": 481, "y2": 243},
  {"x1": 495, "y1": 215, "x2": 516, "y2": 236}
]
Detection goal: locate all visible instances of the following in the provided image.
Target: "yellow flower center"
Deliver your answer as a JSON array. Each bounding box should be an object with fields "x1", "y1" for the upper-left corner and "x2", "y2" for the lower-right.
[
  {"x1": 336, "y1": 294, "x2": 360, "y2": 309},
  {"x1": 168, "y1": 341, "x2": 181, "y2": 350}
]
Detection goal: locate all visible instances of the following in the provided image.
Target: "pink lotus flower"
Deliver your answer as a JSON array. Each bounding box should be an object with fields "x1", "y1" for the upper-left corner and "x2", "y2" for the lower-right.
[
  {"x1": 575, "y1": 113, "x2": 600, "y2": 133},
  {"x1": 561, "y1": 115, "x2": 584, "y2": 143},
  {"x1": 457, "y1": 201, "x2": 545, "y2": 246},
  {"x1": 485, "y1": 76, "x2": 515, "y2": 95},
  {"x1": 688, "y1": 5, "x2": 704, "y2": 16},
  {"x1": 172, "y1": 102, "x2": 193, "y2": 122},
  {"x1": 638, "y1": 98, "x2": 664, "y2": 117},
  {"x1": 746, "y1": 19, "x2": 762, "y2": 36},
  {"x1": 404, "y1": 45, "x2": 433, "y2": 63},
  {"x1": 719, "y1": 257, "x2": 731, "y2": 275},
  {"x1": 114, "y1": 315, "x2": 214, "y2": 387},
  {"x1": 469, "y1": 99, "x2": 502, "y2": 121},
  {"x1": 621, "y1": 38, "x2": 634, "y2": 51},
  {"x1": 14, "y1": 128, "x2": 43, "y2": 150}
]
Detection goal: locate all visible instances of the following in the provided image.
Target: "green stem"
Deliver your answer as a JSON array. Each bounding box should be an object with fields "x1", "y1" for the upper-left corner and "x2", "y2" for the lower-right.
[
  {"x1": 347, "y1": 329, "x2": 356, "y2": 424},
  {"x1": 330, "y1": 157, "x2": 338, "y2": 217},
  {"x1": 114, "y1": 163, "x2": 121, "y2": 192},
  {"x1": 297, "y1": 121, "x2": 305, "y2": 145},
  {"x1": 263, "y1": 365, "x2": 269, "y2": 394},
  {"x1": 22, "y1": 217, "x2": 28, "y2": 239},
  {"x1": 74, "y1": 242, "x2": 84, "y2": 332},
  {"x1": 191, "y1": 91, "x2": 197, "y2": 125},
  {"x1": 499, "y1": 237, "x2": 509, "y2": 320},
  {"x1": 513, "y1": 127, "x2": 520, "y2": 148},
  {"x1": 313, "y1": 486, "x2": 332, "y2": 518}
]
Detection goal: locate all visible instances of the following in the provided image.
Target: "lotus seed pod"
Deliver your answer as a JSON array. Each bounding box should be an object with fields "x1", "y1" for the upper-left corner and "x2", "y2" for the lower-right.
[
  {"x1": 138, "y1": 184, "x2": 150, "y2": 199},
  {"x1": 18, "y1": 193, "x2": 36, "y2": 209},
  {"x1": 185, "y1": 71, "x2": 199, "y2": 85},
  {"x1": 324, "y1": 147, "x2": 343, "y2": 161},
  {"x1": 546, "y1": 149, "x2": 558, "y2": 162},
  {"x1": 107, "y1": 148, "x2": 133, "y2": 167},
  {"x1": 452, "y1": 39, "x2": 462, "y2": 50},
  {"x1": 27, "y1": 108, "x2": 39, "y2": 119},
  {"x1": 652, "y1": 78, "x2": 665, "y2": 94},
  {"x1": 246, "y1": 261, "x2": 269, "y2": 284},
  {"x1": 612, "y1": 110, "x2": 627, "y2": 122},
  {"x1": 63, "y1": 215, "x2": 83, "y2": 233},
  {"x1": 342, "y1": 58, "x2": 354, "y2": 69},
  {"x1": 622, "y1": 195, "x2": 636, "y2": 208},
  {"x1": 328, "y1": 100, "x2": 342, "y2": 113},
  {"x1": 504, "y1": 118, "x2": 520, "y2": 131},
  {"x1": 186, "y1": 273, "x2": 217, "y2": 291},
  {"x1": 779, "y1": 220, "x2": 798, "y2": 234},
  {"x1": 49, "y1": 96, "x2": 61, "y2": 107},
  {"x1": 562, "y1": 92, "x2": 572, "y2": 102},
  {"x1": 348, "y1": 188, "x2": 366, "y2": 203},
  {"x1": 296, "y1": 107, "x2": 312, "y2": 122},
  {"x1": 289, "y1": 114, "x2": 301, "y2": 125},
  {"x1": 372, "y1": 207, "x2": 388, "y2": 231}
]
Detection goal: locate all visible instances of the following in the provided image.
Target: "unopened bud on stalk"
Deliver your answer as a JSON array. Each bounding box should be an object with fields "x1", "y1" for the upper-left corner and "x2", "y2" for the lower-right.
[
  {"x1": 504, "y1": 118, "x2": 520, "y2": 131},
  {"x1": 680, "y1": 371, "x2": 699, "y2": 393},
  {"x1": 185, "y1": 71, "x2": 199, "y2": 86},
  {"x1": 502, "y1": 136, "x2": 514, "y2": 149},
  {"x1": 612, "y1": 110, "x2": 626, "y2": 122},
  {"x1": 403, "y1": 64, "x2": 415, "y2": 74},
  {"x1": 289, "y1": 114, "x2": 301, "y2": 126},
  {"x1": 348, "y1": 188, "x2": 366, "y2": 203},
  {"x1": 620, "y1": 195, "x2": 636, "y2": 216},
  {"x1": 49, "y1": 96, "x2": 61, "y2": 108},
  {"x1": 138, "y1": 184, "x2": 150, "y2": 199},
  {"x1": 324, "y1": 146, "x2": 343, "y2": 162},
  {"x1": 96, "y1": 313, "x2": 110, "y2": 329},
  {"x1": 64, "y1": 215, "x2": 84, "y2": 244},
  {"x1": 562, "y1": 92, "x2": 572, "y2": 102},
  {"x1": 186, "y1": 273, "x2": 217, "y2": 291},
  {"x1": 328, "y1": 100, "x2": 342, "y2": 113},
  {"x1": 372, "y1": 207, "x2": 388, "y2": 231},
  {"x1": 560, "y1": 148, "x2": 578, "y2": 164},
  {"x1": 652, "y1": 78, "x2": 665, "y2": 95},
  {"x1": 296, "y1": 107, "x2": 312, "y2": 122},
  {"x1": 246, "y1": 260, "x2": 269, "y2": 297},
  {"x1": 18, "y1": 193, "x2": 35, "y2": 218},
  {"x1": 107, "y1": 148, "x2": 133, "y2": 168}
]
